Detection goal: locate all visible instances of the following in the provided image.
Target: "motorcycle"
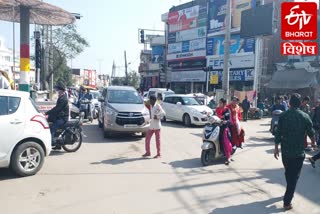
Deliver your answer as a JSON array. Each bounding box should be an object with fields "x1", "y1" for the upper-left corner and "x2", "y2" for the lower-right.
[
  {"x1": 79, "y1": 98, "x2": 94, "y2": 122},
  {"x1": 49, "y1": 112, "x2": 84, "y2": 152},
  {"x1": 201, "y1": 116, "x2": 236, "y2": 166},
  {"x1": 270, "y1": 110, "x2": 283, "y2": 136}
]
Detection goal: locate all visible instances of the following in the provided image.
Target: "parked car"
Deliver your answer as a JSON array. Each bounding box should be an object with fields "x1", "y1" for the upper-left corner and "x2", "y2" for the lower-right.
[
  {"x1": 90, "y1": 90, "x2": 101, "y2": 119},
  {"x1": 147, "y1": 88, "x2": 175, "y2": 100},
  {"x1": 98, "y1": 86, "x2": 150, "y2": 138},
  {"x1": 0, "y1": 90, "x2": 52, "y2": 176},
  {"x1": 162, "y1": 95, "x2": 213, "y2": 126}
]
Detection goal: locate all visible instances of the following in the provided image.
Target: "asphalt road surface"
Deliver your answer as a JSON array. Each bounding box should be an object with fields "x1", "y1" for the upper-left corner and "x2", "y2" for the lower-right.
[{"x1": 0, "y1": 119, "x2": 320, "y2": 214}]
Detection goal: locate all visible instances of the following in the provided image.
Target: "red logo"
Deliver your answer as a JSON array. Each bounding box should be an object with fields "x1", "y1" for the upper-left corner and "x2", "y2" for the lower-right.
[
  {"x1": 281, "y1": 42, "x2": 318, "y2": 56},
  {"x1": 281, "y1": 2, "x2": 318, "y2": 40}
]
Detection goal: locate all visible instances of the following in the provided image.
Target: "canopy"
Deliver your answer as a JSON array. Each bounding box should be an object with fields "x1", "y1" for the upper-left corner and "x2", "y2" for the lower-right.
[
  {"x1": 268, "y1": 69, "x2": 318, "y2": 89},
  {"x1": 0, "y1": 0, "x2": 75, "y2": 25}
]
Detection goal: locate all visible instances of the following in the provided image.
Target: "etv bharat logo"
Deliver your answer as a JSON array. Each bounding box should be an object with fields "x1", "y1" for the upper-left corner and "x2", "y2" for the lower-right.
[{"x1": 281, "y1": 2, "x2": 318, "y2": 56}]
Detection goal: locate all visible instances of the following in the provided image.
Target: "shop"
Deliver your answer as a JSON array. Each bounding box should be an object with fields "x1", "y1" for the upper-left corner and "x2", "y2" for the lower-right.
[
  {"x1": 171, "y1": 70, "x2": 206, "y2": 94},
  {"x1": 140, "y1": 71, "x2": 160, "y2": 91}
]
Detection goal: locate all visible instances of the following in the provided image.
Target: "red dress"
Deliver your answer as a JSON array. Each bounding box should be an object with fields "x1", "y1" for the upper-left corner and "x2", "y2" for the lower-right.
[
  {"x1": 227, "y1": 104, "x2": 245, "y2": 147},
  {"x1": 215, "y1": 107, "x2": 226, "y2": 119}
]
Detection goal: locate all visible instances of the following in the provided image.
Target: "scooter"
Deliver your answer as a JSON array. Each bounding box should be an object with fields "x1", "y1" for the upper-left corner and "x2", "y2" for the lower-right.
[
  {"x1": 48, "y1": 112, "x2": 84, "y2": 152},
  {"x1": 201, "y1": 116, "x2": 236, "y2": 166},
  {"x1": 79, "y1": 99, "x2": 94, "y2": 123},
  {"x1": 270, "y1": 110, "x2": 283, "y2": 136}
]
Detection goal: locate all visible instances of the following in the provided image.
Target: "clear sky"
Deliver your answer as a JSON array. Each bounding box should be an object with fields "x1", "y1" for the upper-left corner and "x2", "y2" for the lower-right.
[{"x1": 0, "y1": 0, "x2": 188, "y2": 77}]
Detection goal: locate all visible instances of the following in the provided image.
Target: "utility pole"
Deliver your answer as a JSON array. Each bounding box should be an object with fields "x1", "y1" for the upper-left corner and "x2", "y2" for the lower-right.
[
  {"x1": 222, "y1": 0, "x2": 232, "y2": 100},
  {"x1": 124, "y1": 51, "x2": 129, "y2": 85}
]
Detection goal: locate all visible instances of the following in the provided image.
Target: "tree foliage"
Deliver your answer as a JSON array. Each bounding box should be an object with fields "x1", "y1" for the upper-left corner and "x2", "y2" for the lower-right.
[{"x1": 111, "y1": 71, "x2": 140, "y2": 89}]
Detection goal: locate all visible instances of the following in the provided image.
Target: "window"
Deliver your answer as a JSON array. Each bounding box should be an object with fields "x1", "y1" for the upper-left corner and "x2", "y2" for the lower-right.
[
  {"x1": 164, "y1": 97, "x2": 174, "y2": 104},
  {"x1": 107, "y1": 90, "x2": 143, "y2": 104},
  {"x1": 0, "y1": 96, "x2": 21, "y2": 116},
  {"x1": 181, "y1": 97, "x2": 200, "y2": 106}
]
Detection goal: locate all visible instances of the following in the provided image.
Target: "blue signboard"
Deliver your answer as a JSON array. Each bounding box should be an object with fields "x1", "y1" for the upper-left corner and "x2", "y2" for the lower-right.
[
  {"x1": 152, "y1": 46, "x2": 164, "y2": 63},
  {"x1": 207, "y1": 35, "x2": 255, "y2": 56},
  {"x1": 216, "y1": 68, "x2": 254, "y2": 82}
]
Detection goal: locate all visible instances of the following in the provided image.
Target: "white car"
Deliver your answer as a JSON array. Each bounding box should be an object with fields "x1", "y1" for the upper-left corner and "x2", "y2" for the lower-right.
[
  {"x1": 162, "y1": 95, "x2": 213, "y2": 126},
  {"x1": 0, "y1": 90, "x2": 52, "y2": 176}
]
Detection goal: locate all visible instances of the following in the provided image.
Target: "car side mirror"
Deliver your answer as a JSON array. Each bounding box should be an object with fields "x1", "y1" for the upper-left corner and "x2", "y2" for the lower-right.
[{"x1": 176, "y1": 102, "x2": 182, "y2": 106}]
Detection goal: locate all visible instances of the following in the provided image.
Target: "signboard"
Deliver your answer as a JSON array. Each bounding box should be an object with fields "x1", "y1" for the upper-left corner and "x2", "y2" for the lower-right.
[
  {"x1": 84, "y1": 69, "x2": 97, "y2": 88},
  {"x1": 210, "y1": 71, "x2": 219, "y2": 84},
  {"x1": 171, "y1": 70, "x2": 206, "y2": 82},
  {"x1": 167, "y1": 50, "x2": 206, "y2": 61},
  {"x1": 152, "y1": 46, "x2": 164, "y2": 63},
  {"x1": 168, "y1": 38, "x2": 206, "y2": 54},
  {"x1": 212, "y1": 68, "x2": 254, "y2": 82},
  {"x1": 168, "y1": 5, "x2": 199, "y2": 32},
  {"x1": 168, "y1": 59, "x2": 206, "y2": 70},
  {"x1": 207, "y1": 54, "x2": 255, "y2": 69},
  {"x1": 168, "y1": 27, "x2": 206, "y2": 43},
  {"x1": 208, "y1": 0, "x2": 252, "y2": 35},
  {"x1": 207, "y1": 35, "x2": 255, "y2": 56}
]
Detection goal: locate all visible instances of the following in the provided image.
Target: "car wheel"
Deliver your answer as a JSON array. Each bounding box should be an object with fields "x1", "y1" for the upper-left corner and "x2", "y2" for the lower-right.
[
  {"x1": 183, "y1": 114, "x2": 191, "y2": 127},
  {"x1": 10, "y1": 142, "x2": 45, "y2": 177},
  {"x1": 103, "y1": 122, "x2": 111, "y2": 138}
]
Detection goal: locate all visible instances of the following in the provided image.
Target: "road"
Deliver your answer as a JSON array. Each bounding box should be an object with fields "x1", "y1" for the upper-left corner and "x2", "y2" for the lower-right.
[{"x1": 0, "y1": 119, "x2": 320, "y2": 214}]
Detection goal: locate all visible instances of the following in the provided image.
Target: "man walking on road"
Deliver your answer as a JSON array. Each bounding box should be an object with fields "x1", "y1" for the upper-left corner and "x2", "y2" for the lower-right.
[
  {"x1": 143, "y1": 96, "x2": 165, "y2": 159},
  {"x1": 242, "y1": 96, "x2": 250, "y2": 121},
  {"x1": 274, "y1": 93, "x2": 316, "y2": 210}
]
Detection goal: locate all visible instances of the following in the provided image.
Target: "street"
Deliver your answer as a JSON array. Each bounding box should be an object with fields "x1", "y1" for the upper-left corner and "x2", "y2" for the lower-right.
[{"x1": 0, "y1": 119, "x2": 320, "y2": 214}]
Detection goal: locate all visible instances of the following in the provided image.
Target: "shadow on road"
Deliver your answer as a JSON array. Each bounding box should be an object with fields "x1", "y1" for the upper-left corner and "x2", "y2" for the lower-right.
[
  {"x1": 248, "y1": 136, "x2": 274, "y2": 143},
  {"x1": 0, "y1": 169, "x2": 20, "y2": 181},
  {"x1": 169, "y1": 158, "x2": 203, "y2": 169},
  {"x1": 162, "y1": 121, "x2": 203, "y2": 129},
  {"x1": 91, "y1": 157, "x2": 146, "y2": 165},
  {"x1": 209, "y1": 197, "x2": 283, "y2": 214}
]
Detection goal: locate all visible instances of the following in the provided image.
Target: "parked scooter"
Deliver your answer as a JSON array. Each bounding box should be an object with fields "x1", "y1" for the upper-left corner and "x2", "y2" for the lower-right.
[
  {"x1": 201, "y1": 116, "x2": 236, "y2": 166},
  {"x1": 48, "y1": 112, "x2": 84, "y2": 152},
  {"x1": 270, "y1": 110, "x2": 283, "y2": 135}
]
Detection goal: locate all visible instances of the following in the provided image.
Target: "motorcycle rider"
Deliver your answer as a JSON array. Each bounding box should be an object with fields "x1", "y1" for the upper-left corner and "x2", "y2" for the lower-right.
[{"x1": 45, "y1": 81, "x2": 69, "y2": 149}]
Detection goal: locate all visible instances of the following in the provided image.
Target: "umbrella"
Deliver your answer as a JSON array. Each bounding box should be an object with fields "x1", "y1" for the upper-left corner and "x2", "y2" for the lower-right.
[{"x1": 0, "y1": 0, "x2": 75, "y2": 25}]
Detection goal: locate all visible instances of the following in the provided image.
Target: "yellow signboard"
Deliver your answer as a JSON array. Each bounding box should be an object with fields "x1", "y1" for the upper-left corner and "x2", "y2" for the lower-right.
[{"x1": 210, "y1": 73, "x2": 218, "y2": 85}]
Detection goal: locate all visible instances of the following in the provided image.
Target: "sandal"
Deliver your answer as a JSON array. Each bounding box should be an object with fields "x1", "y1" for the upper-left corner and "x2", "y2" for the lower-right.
[{"x1": 309, "y1": 157, "x2": 316, "y2": 168}]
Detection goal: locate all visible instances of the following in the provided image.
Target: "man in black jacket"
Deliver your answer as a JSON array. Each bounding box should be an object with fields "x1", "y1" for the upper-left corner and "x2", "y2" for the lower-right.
[
  {"x1": 46, "y1": 82, "x2": 69, "y2": 147},
  {"x1": 242, "y1": 96, "x2": 251, "y2": 121}
]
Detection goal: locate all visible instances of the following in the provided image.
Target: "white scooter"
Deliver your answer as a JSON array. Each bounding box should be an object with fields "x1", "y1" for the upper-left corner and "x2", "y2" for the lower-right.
[{"x1": 201, "y1": 116, "x2": 236, "y2": 166}]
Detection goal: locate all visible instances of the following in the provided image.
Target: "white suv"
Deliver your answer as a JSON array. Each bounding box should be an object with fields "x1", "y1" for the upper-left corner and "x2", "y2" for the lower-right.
[{"x1": 0, "y1": 90, "x2": 52, "y2": 176}]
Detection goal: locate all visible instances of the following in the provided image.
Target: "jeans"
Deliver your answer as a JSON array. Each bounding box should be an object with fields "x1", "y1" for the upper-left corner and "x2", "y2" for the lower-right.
[
  {"x1": 50, "y1": 119, "x2": 66, "y2": 144},
  {"x1": 282, "y1": 155, "x2": 305, "y2": 206},
  {"x1": 243, "y1": 110, "x2": 248, "y2": 121},
  {"x1": 312, "y1": 152, "x2": 320, "y2": 161},
  {"x1": 145, "y1": 129, "x2": 161, "y2": 155}
]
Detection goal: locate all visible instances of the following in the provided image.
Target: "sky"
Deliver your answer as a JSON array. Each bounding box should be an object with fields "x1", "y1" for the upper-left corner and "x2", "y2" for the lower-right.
[{"x1": 0, "y1": 0, "x2": 189, "y2": 77}]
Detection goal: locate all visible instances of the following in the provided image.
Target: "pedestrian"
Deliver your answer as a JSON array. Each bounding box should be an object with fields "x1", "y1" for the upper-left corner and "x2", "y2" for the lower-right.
[
  {"x1": 142, "y1": 95, "x2": 165, "y2": 159},
  {"x1": 0, "y1": 71, "x2": 11, "y2": 90},
  {"x1": 301, "y1": 96, "x2": 312, "y2": 150},
  {"x1": 257, "y1": 99, "x2": 265, "y2": 118},
  {"x1": 274, "y1": 93, "x2": 316, "y2": 211},
  {"x1": 241, "y1": 95, "x2": 251, "y2": 121},
  {"x1": 281, "y1": 96, "x2": 289, "y2": 111},
  {"x1": 227, "y1": 96, "x2": 245, "y2": 148}
]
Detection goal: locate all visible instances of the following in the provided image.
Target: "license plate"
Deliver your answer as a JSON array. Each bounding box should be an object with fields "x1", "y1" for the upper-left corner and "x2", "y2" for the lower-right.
[{"x1": 124, "y1": 124, "x2": 138, "y2": 128}]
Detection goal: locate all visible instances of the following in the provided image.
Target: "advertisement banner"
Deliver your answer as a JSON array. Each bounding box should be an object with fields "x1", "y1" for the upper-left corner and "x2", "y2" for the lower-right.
[
  {"x1": 207, "y1": 35, "x2": 255, "y2": 55},
  {"x1": 207, "y1": 54, "x2": 255, "y2": 69},
  {"x1": 168, "y1": 5, "x2": 199, "y2": 33},
  {"x1": 167, "y1": 50, "x2": 206, "y2": 61},
  {"x1": 168, "y1": 38, "x2": 206, "y2": 54},
  {"x1": 208, "y1": 0, "x2": 252, "y2": 35},
  {"x1": 171, "y1": 70, "x2": 206, "y2": 82},
  {"x1": 168, "y1": 26, "x2": 207, "y2": 43},
  {"x1": 168, "y1": 59, "x2": 206, "y2": 70},
  {"x1": 152, "y1": 46, "x2": 164, "y2": 63},
  {"x1": 212, "y1": 68, "x2": 254, "y2": 82},
  {"x1": 84, "y1": 69, "x2": 97, "y2": 88}
]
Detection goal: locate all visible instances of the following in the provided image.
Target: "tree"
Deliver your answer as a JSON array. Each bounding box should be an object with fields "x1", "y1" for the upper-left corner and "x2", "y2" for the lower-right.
[
  {"x1": 41, "y1": 24, "x2": 89, "y2": 89},
  {"x1": 111, "y1": 71, "x2": 140, "y2": 88}
]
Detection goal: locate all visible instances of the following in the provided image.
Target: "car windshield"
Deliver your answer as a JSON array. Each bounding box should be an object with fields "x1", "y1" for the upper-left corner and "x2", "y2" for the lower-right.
[
  {"x1": 182, "y1": 97, "x2": 200, "y2": 106},
  {"x1": 90, "y1": 91, "x2": 100, "y2": 99},
  {"x1": 163, "y1": 91, "x2": 174, "y2": 96},
  {"x1": 108, "y1": 90, "x2": 143, "y2": 104}
]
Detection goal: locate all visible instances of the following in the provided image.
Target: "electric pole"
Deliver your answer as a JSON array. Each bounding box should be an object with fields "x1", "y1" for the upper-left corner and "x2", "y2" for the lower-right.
[
  {"x1": 222, "y1": 0, "x2": 232, "y2": 100},
  {"x1": 124, "y1": 51, "x2": 129, "y2": 85}
]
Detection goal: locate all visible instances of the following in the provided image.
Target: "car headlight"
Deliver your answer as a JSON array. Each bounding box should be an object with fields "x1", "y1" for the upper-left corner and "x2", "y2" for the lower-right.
[{"x1": 106, "y1": 108, "x2": 116, "y2": 116}]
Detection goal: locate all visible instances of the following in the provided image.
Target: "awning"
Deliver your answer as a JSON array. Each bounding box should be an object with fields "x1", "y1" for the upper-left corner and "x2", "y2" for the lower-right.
[{"x1": 268, "y1": 69, "x2": 318, "y2": 89}]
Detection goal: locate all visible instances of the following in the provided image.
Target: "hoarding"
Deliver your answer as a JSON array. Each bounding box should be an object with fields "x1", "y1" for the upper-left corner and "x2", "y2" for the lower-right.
[
  {"x1": 171, "y1": 70, "x2": 206, "y2": 82},
  {"x1": 168, "y1": 38, "x2": 206, "y2": 54},
  {"x1": 207, "y1": 35, "x2": 255, "y2": 56},
  {"x1": 212, "y1": 68, "x2": 254, "y2": 82},
  {"x1": 168, "y1": 26, "x2": 207, "y2": 43},
  {"x1": 83, "y1": 69, "x2": 97, "y2": 88},
  {"x1": 167, "y1": 50, "x2": 206, "y2": 61},
  {"x1": 152, "y1": 46, "x2": 164, "y2": 63},
  {"x1": 168, "y1": 59, "x2": 206, "y2": 70},
  {"x1": 168, "y1": 5, "x2": 199, "y2": 33},
  {"x1": 207, "y1": 54, "x2": 255, "y2": 69}
]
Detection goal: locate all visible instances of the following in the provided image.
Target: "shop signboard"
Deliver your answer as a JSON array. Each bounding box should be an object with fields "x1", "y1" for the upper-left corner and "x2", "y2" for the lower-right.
[
  {"x1": 168, "y1": 26, "x2": 207, "y2": 43},
  {"x1": 207, "y1": 54, "x2": 255, "y2": 69},
  {"x1": 212, "y1": 68, "x2": 254, "y2": 82},
  {"x1": 167, "y1": 50, "x2": 206, "y2": 61},
  {"x1": 83, "y1": 69, "x2": 97, "y2": 88},
  {"x1": 168, "y1": 59, "x2": 206, "y2": 70},
  {"x1": 152, "y1": 46, "x2": 164, "y2": 63},
  {"x1": 168, "y1": 38, "x2": 206, "y2": 54},
  {"x1": 171, "y1": 70, "x2": 206, "y2": 82}
]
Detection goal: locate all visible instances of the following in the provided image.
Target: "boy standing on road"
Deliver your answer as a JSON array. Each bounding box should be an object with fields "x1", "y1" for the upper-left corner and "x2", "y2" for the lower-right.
[
  {"x1": 143, "y1": 96, "x2": 165, "y2": 159},
  {"x1": 274, "y1": 93, "x2": 316, "y2": 211}
]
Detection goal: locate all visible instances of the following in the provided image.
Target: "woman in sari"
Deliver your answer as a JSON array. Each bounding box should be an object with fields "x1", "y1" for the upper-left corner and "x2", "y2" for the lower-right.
[{"x1": 227, "y1": 96, "x2": 245, "y2": 148}]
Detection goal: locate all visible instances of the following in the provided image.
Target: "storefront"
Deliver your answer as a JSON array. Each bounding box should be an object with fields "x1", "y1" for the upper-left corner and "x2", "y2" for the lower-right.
[
  {"x1": 171, "y1": 70, "x2": 206, "y2": 94},
  {"x1": 140, "y1": 71, "x2": 159, "y2": 91}
]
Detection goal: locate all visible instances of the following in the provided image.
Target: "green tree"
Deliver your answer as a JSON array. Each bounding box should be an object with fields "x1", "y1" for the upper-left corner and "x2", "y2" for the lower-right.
[{"x1": 127, "y1": 71, "x2": 140, "y2": 89}]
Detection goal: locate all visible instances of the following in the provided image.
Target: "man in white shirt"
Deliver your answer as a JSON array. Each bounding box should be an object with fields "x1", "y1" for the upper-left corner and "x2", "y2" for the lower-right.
[
  {"x1": 143, "y1": 95, "x2": 165, "y2": 158},
  {"x1": 0, "y1": 72, "x2": 11, "y2": 90}
]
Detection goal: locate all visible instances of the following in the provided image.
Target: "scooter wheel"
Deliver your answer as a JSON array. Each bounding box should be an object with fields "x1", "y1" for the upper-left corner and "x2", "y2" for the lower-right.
[{"x1": 201, "y1": 148, "x2": 215, "y2": 166}]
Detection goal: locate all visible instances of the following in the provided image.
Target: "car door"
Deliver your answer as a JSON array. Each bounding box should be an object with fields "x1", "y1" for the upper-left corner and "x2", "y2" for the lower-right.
[
  {"x1": 173, "y1": 97, "x2": 185, "y2": 121},
  {"x1": 162, "y1": 97, "x2": 174, "y2": 120},
  {"x1": 0, "y1": 95, "x2": 26, "y2": 161}
]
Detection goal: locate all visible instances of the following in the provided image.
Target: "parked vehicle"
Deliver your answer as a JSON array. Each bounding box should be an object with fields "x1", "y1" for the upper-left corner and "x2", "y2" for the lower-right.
[
  {"x1": 200, "y1": 116, "x2": 236, "y2": 166},
  {"x1": 248, "y1": 107, "x2": 263, "y2": 119},
  {"x1": 90, "y1": 90, "x2": 100, "y2": 119},
  {"x1": 0, "y1": 90, "x2": 52, "y2": 176},
  {"x1": 187, "y1": 93, "x2": 211, "y2": 106},
  {"x1": 162, "y1": 95, "x2": 213, "y2": 126},
  {"x1": 99, "y1": 86, "x2": 151, "y2": 138},
  {"x1": 270, "y1": 110, "x2": 283, "y2": 135},
  {"x1": 48, "y1": 114, "x2": 83, "y2": 153},
  {"x1": 147, "y1": 88, "x2": 175, "y2": 100}
]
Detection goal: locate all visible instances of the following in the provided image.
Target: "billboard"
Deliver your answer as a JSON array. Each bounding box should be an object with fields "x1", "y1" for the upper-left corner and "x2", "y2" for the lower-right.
[
  {"x1": 168, "y1": 38, "x2": 206, "y2": 54},
  {"x1": 83, "y1": 69, "x2": 97, "y2": 88},
  {"x1": 171, "y1": 70, "x2": 206, "y2": 82},
  {"x1": 207, "y1": 54, "x2": 255, "y2": 69},
  {"x1": 168, "y1": 59, "x2": 206, "y2": 70},
  {"x1": 208, "y1": 0, "x2": 252, "y2": 35},
  {"x1": 207, "y1": 35, "x2": 255, "y2": 56},
  {"x1": 168, "y1": 26, "x2": 207, "y2": 43},
  {"x1": 168, "y1": 5, "x2": 199, "y2": 33},
  {"x1": 152, "y1": 46, "x2": 164, "y2": 63},
  {"x1": 167, "y1": 50, "x2": 206, "y2": 61},
  {"x1": 211, "y1": 68, "x2": 254, "y2": 82}
]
